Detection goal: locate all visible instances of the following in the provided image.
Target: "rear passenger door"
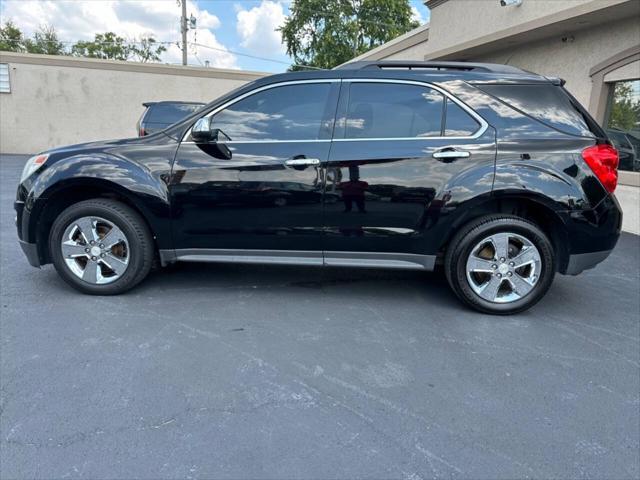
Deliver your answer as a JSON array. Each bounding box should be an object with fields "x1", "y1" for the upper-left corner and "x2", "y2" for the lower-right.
[{"x1": 323, "y1": 79, "x2": 495, "y2": 268}]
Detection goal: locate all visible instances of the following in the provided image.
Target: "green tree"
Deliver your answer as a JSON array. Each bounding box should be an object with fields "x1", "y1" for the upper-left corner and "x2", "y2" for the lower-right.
[
  {"x1": 0, "y1": 22, "x2": 66, "y2": 55},
  {"x1": 23, "y1": 25, "x2": 66, "y2": 55},
  {"x1": 129, "y1": 36, "x2": 167, "y2": 63},
  {"x1": 0, "y1": 21, "x2": 24, "y2": 52},
  {"x1": 609, "y1": 82, "x2": 640, "y2": 131},
  {"x1": 280, "y1": 0, "x2": 419, "y2": 70},
  {"x1": 72, "y1": 32, "x2": 130, "y2": 60}
]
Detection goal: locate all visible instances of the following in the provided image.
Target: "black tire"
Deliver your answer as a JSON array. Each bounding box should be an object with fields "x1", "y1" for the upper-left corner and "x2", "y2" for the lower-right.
[
  {"x1": 444, "y1": 215, "x2": 555, "y2": 315},
  {"x1": 49, "y1": 199, "x2": 154, "y2": 295}
]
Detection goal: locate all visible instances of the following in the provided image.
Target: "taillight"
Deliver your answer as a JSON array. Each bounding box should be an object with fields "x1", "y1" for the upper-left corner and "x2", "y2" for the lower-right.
[
  {"x1": 581, "y1": 144, "x2": 619, "y2": 193},
  {"x1": 139, "y1": 127, "x2": 146, "y2": 137}
]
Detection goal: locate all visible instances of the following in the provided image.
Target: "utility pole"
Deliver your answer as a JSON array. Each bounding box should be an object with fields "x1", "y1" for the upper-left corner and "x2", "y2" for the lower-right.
[{"x1": 180, "y1": 0, "x2": 187, "y2": 65}]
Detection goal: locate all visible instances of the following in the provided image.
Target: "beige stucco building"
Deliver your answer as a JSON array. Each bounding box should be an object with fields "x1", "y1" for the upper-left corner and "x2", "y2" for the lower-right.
[{"x1": 0, "y1": 52, "x2": 265, "y2": 155}]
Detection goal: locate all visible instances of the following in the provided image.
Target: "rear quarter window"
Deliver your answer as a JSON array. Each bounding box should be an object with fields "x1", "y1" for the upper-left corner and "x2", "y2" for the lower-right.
[{"x1": 478, "y1": 84, "x2": 594, "y2": 137}]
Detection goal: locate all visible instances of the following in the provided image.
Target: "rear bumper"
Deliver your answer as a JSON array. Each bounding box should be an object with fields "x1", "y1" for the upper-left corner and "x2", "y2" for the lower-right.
[{"x1": 559, "y1": 194, "x2": 621, "y2": 275}]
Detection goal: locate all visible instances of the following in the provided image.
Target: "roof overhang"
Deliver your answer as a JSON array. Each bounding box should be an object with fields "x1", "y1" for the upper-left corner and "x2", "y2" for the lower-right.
[{"x1": 428, "y1": 0, "x2": 639, "y2": 60}]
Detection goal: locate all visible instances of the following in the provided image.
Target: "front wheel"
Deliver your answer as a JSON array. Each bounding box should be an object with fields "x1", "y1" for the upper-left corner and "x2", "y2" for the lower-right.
[
  {"x1": 445, "y1": 215, "x2": 556, "y2": 314},
  {"x1": 49, "y1": 199, "x2": 154, "y2": 295}
]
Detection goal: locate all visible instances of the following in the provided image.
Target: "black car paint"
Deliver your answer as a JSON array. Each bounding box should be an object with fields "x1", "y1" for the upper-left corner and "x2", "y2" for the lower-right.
[
  {"x1": 18, "y1": 134, "x2": 175, "y2": 254},
  {"x1": 16, "y1": 67, "x2": 622, "y2": 273}
]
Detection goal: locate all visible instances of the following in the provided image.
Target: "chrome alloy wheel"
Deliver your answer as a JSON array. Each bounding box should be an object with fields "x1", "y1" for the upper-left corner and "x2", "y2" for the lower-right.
[
  {"x1": 465, "y1": 232, "x2": 541, "y2": 303},
  {"x1": 60, "y1": 216, "x2": 130, "y2": 285}
]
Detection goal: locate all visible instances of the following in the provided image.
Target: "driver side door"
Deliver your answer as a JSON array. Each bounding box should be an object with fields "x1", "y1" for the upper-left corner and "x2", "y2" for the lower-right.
[{"x1": 169, "y1": 80, "x2": 340, "y2": 259}]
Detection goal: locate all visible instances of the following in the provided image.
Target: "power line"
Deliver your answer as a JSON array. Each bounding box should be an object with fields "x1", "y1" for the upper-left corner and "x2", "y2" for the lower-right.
[
  {"x1": 189, "y1": 41, "x2": 323, "y2": 69},
  {"x1": 0, "y1": 38, "x2": 177, "y2": 46}
]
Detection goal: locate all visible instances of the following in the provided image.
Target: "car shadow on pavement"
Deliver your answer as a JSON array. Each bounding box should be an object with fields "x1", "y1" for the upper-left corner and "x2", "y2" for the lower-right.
[
  {"x1": 30, "y1": 233, "x2": 639, "y2": 320},
  {"x1": 142, "y1": 261, "x2": 458, "y2": 306}
]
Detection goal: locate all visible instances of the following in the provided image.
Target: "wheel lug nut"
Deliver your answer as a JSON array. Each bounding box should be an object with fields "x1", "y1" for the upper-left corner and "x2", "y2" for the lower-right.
[
  {"x1": 492, "y1": 264, "x2": 497, "y2": 269},
  {"x1": 507, "y1": 272, "x2": 512, "y2": 277},
  {"x1": 85, "y1": 248, "x2": 90, "y2": 253},
  {"x1": 91, "y1": 256, "x2": 97, "y2": 261},
  {"x1": 509, "y1": 262, "x2": 515, "y2": 267},
  {"x1": 500, "y1": 257, "x2": 505, "y2": 262},
  {"x1": 100, "y1": 253, "x2": 105, "y2": 258},
  {"x1": 497, "y1": 273, "x2": 502, "y2": 278},
  {"x1": 99, "y1": 244, "x2": 104, "y2": 248}
]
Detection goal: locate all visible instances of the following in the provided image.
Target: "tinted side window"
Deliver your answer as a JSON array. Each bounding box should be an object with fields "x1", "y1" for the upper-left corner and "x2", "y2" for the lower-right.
[
  {"x1": 147, "y1": 103, "x2": 204, "y2": 123},
  {"x1": 211, "y1": 83, "x2": 332, "y2": 141},
  {"x1": 445, "y1": 98, "x2": 479, "y2": 136},
  {"x1": 345, "y1": 83, "x2": 444, "y2": 139},
  {"x1": 479, "y1": 84, "x2": 593, "y2": 137}
]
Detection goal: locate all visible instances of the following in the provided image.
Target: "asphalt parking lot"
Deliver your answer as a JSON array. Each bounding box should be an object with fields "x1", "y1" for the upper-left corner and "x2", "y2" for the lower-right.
[{"x1": 1, "y1": 153, "x2": 639, "y2": 479}]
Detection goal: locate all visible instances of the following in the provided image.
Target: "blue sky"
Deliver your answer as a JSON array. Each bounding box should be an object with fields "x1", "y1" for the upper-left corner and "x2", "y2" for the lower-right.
[{"x1": 0, "y1": 0, "x2": 430, "y2": 72}]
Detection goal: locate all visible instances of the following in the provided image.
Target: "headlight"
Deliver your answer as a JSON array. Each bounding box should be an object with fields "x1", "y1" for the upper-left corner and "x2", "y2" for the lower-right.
[{"x1": 20, "y1": 154, "x2": 49, "y2": 183}]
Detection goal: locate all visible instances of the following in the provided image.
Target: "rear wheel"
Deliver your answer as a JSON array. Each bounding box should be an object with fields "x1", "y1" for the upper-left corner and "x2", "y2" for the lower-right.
[
  {"x1": 49, "y1": 199, "x2": 154, "y2": 295},
  {"x1": 445, "y1": 215, "x2": 555, "y2": 314}
]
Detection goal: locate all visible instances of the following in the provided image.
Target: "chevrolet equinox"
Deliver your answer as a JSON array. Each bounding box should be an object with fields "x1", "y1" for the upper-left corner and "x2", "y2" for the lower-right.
[{"x1": 15, "y1": 61, "x2": 622, "y2": 314}]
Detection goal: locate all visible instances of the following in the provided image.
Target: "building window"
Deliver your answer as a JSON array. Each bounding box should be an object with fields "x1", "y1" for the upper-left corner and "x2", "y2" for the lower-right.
[
  {"x1": 0, "y1": 64, "x2": 10, "y2": 93},
  {"x1": 605, "y1": 79, "x2": 640, "y2": 172}
]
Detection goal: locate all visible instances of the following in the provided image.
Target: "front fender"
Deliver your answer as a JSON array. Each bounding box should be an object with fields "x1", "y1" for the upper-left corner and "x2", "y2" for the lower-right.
[{"x1": 24, "y1": 153, "x2": 172, "y2": 248}]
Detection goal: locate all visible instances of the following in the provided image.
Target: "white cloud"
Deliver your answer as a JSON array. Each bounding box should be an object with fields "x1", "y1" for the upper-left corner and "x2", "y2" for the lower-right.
[
  {"x1": 197, "y1": 10, "x2": 221, "y2": 30},
  {"x1": 236, "y1": 1, "x2": 287, "y2": 56},
  {"x1": 0, "y1": 0, "x2": 238, "y2": 68},
  {"x1": 185, "y1": 28, "x2": 237, "y2": 69},
  {"x1": 411, "y1": 6, "x2": 426, "y2": 24}
]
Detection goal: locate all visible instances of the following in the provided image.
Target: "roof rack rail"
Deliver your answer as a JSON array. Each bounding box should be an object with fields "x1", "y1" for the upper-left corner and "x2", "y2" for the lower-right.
[{"x1": 335, "y1": 60, "x2": 527, "y2": 75}]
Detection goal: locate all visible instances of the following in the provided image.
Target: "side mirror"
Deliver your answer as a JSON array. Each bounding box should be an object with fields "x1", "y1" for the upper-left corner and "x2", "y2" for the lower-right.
[
  {"x1": 192, "y1": 118, "x2": 232, "y2": 144},
  {"x1": 191, "y1": 118, "x2": 233, "y2": 160},
  {"x1": 192, "y1": 117, "x2": 214, "y2": 143}
]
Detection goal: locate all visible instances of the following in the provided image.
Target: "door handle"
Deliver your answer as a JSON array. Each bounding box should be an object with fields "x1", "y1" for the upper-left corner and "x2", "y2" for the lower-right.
[
  {"x1": 432, "y1": 149, "x2": 470, "y2": 160},
  {"x1": 284, "y1": 158, "x2": 321, "y2": 167}
]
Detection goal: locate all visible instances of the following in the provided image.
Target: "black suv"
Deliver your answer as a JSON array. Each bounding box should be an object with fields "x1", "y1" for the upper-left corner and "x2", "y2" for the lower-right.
[
  {"x1": 15, "y1": 61, "x2": 622, "y2": 314},
  {"x1": 137, "y1": 101, "x2": 205, "y2": 136}
]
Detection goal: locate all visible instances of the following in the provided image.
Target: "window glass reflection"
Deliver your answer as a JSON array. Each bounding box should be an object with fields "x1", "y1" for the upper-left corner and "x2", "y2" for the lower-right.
[
  {"x1": 480, "y1": 84, "x2": 593, "y2": 137},
  {"x1": 606, "y1": 79, "x2": 640, "y2": 172},
  {"x1": 211, "y1": 83, "x2": 332, "y2": 141},
  {"x1": 445, "y1": 98, "x2": 479, "y2": 136},
  {"x1": 345, "y1": 83, "x2": 444, "y2": 139}
]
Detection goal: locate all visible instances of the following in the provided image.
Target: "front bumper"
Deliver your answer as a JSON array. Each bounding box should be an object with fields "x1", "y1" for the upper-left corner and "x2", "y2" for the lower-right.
[
  {"x1": 15, "y1": 200, "x2": 41, "y2": 268},
  {"x1": 19, "y1": 239, "x2": 40, "y2": 268},
  {"x1": 565, "y1": 249, "x2": 612, "y2": 275}
]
